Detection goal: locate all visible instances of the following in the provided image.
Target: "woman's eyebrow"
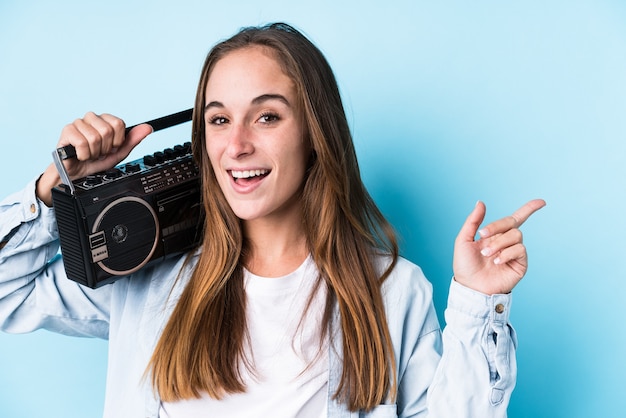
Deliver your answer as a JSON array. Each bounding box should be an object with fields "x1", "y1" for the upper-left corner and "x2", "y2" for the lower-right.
[
  {"x1": 204, "y1": 94, "x2": 290, "y2": 113},
  {"x1": 251, "y1": 93, "x2": 291, "y2": 107},
  {"x1": 204, "y1": 100, "x2": 224, "y2": 113}
]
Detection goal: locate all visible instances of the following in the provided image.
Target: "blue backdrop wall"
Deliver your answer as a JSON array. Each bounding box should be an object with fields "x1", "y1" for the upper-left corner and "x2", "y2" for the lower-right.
[{"x1": 1, "y1": 1, "x2": 624, "y2": 417}]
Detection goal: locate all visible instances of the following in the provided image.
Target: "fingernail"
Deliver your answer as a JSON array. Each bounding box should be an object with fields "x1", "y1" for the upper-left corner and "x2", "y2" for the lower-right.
[
  {"x1": 494, "y1": 257, "x2": 501, "y2": 265},
  {"x1": 478, "y1": 228, "x2": 488, "y2": 238},
  {"x1": 481, "y1": 247, "x2": 492, "y2": 257}
]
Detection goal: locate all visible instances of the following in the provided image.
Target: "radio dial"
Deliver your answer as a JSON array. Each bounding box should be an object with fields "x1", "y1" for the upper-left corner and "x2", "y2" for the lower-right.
[{"x1": 84, "y1": 175, "x2": 103, "y2": 186}]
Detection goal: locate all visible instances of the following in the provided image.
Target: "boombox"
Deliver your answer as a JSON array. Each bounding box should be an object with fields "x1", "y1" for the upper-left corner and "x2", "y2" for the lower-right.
[{"x1": 50, "y1": 109, "x2": 204, "y2": 288}]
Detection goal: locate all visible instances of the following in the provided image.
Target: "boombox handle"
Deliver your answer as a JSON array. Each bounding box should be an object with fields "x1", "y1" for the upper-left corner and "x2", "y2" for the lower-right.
[{"x1": 52, "y1": 108, "x2": 193, "y2": 195}]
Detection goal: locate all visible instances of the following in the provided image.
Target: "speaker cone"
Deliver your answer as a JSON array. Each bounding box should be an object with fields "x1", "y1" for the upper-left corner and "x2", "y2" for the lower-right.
[{"x1": 92, "y1": 196, "x2": 159, "y2": 275}]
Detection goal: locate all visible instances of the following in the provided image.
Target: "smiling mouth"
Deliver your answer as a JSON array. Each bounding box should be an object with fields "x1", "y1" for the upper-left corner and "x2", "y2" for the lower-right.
[{"x1": 230, "y1": 169, "x2": 270, "y2": 184}]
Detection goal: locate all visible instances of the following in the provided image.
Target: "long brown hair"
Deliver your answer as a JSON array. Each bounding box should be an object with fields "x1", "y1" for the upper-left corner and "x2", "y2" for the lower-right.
[{"x1": 149, "y1": 23, "x2": 399, "y2": 411}]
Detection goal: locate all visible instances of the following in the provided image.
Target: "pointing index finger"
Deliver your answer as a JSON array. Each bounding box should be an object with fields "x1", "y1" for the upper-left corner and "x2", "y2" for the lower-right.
[
  {"x1": 510, "y1": 199, "x2": 547, "y2": 228},
  {"x1": 478, "y1": 199, "x2": 546, "y2": 239}
]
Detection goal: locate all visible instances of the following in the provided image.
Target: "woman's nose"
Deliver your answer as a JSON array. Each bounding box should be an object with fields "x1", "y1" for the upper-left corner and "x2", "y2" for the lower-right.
[{"x1": 225, "y1": 124, "x2": 254, "y2": 159}]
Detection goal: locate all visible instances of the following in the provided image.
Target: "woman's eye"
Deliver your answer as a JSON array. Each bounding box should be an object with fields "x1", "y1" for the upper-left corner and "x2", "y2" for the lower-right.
[
  {"x1": 209, "y1": 116, "x2": 228, "y2": 125},
  {"x1": 258, "y1": 112, "x2": 279, "y2": 124}
]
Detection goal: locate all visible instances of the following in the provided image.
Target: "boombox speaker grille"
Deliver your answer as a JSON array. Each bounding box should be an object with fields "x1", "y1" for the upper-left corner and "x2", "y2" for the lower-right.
[{"x1": 92, "y1": 196, "x2": 159, "y2": 276}]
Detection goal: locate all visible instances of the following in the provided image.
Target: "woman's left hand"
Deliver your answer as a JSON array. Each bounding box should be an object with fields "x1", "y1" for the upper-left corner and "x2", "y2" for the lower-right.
[{"x1": 453, "y1": 199, "x2": 546, "y2": 295}]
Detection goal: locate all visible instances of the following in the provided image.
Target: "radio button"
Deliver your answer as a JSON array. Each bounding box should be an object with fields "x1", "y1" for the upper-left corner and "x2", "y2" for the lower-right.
[
  {"x1": 164, "y1": 148, "x2": 176, "y2": 161},
  {"x1": 153, "y1": 151, "x2": 165, "y2": 164},
  {"x1": 105, "y1": 168, "x2": 123, "y2": 179},
  {"x1": 125, "y1": 162, "x2": 141, "y2": 173},
  {"x1": 143, "y1": 155, "x2": 157, "y2": 166}
]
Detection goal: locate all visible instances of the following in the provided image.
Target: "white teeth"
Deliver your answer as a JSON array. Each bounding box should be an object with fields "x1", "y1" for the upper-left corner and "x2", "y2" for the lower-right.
[{"x1": 231, "y1": 169, "x2": 268, "y2": 179}]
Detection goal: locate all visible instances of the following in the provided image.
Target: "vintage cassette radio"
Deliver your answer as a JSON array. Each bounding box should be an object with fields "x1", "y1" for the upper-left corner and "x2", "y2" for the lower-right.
[{"x1": 50, "y1": 109, "x2": 203, "y2": 288}]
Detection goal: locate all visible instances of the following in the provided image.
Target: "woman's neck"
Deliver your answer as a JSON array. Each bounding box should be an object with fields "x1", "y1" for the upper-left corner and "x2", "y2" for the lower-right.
[{"x1": 242, "y1": 212, "x2": 308, "y2": 278}]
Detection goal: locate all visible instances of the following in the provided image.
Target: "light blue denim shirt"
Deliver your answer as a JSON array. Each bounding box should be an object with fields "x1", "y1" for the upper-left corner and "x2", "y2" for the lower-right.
[{"x1": 0, "y1": 179, "x2": 516, "y2": 418}]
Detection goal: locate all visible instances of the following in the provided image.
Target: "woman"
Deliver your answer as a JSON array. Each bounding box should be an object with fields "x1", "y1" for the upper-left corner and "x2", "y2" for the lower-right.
[{"x1": 0, "y1": 23, "x2": 545, "y2": 417}]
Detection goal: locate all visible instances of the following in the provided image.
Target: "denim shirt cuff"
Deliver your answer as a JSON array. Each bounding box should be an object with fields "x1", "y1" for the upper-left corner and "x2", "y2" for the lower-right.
[
  {"x1": 0, "y1": 178, "x2": 58, "y2": 245},
  {"x1": 447, "y1": 278, "x2": 512, "y2": 324}
]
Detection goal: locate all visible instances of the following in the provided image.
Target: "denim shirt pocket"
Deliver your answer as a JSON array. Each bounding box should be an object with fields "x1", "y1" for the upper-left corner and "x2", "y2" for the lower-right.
[{"x1": 361, "y1": 404, "x2": 398, "y2": 418}]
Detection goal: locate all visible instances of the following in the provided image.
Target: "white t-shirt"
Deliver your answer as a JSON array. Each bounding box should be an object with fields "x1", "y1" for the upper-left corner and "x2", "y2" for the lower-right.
[{"x1": 160, "y1": 255, "x2": 329, "y2": 418}]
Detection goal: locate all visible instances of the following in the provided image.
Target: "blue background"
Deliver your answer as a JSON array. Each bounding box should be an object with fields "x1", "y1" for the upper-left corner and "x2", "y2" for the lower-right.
[{"x1": 1, "y1": 1, "x2": 624, "y2": 417}]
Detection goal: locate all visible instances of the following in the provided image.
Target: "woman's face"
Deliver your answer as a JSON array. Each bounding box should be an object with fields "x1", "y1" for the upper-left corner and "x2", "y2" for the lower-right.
[{"x1": 203, "y1": 46, "x2": 309, "y2": 223}]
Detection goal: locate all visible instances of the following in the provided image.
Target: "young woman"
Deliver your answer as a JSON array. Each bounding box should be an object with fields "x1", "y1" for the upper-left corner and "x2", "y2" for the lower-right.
[{"x1": 0, "y1": 23, "x2": 545, "y2": 417}]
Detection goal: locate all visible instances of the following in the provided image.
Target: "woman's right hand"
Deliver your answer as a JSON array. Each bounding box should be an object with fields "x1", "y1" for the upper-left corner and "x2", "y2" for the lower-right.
[{"x1": 36, "y1": 112, "x2": 152, "y2": 206}]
